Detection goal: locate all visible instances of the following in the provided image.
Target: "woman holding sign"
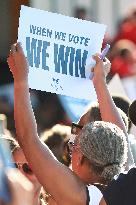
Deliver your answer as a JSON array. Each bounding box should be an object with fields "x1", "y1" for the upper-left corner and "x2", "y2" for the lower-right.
[{"x1": 7, "y1": 42, "x2": 128, "y2": 205}]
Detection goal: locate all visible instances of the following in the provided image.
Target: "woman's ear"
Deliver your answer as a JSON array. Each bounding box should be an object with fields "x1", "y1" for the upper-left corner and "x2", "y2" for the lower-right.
[
  {"x1": 76, "y1": 152, "x2": 84, "y2": 166},
  {"x1": 80, "y1": 155, "x2": 86, "y2": 165},
  {"x1": 80, "y1": 155, "x2": 91, "y2": 167}
]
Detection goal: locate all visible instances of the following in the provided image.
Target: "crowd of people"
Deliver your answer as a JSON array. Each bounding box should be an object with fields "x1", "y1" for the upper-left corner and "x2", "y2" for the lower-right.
[{"x1": 0, "y1": 5, "x2": 136, "y2": 205}]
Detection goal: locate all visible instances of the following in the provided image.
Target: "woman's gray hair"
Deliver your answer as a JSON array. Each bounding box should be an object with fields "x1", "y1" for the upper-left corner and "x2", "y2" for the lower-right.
[{"x1": 79, "y1": 121, "x2": 128, "y2": 182}]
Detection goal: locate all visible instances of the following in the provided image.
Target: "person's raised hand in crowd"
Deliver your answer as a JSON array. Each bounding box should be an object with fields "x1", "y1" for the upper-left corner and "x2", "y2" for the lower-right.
[
  {"x1": 90, "y1": 54, "x2": 133, "y2": 169},
  {"x1": 2, "y1": 169, "x2": 34, "y2": 205},
  {"x1": 7, "y1": 43, "x2": 29, "y2": 82},
  {"x1": 90, "y1": 54, "x2": 126, "y2": 131},
  {"x1": 91, "y1": 55, "x2": 111, "y2": 85}
]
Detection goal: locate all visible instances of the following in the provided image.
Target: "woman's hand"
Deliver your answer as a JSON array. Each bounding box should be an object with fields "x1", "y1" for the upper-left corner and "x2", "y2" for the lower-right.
[
  {"x1": 91, "y1": 55, "x2": 111, "y2": 85},
  {"x1": 7, "y1": 43, "x2": 29, "y2": 82}
]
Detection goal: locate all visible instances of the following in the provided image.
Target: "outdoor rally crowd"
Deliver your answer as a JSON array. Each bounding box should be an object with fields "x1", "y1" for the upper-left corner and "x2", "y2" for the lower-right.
[{"x1": 1, "y1": 6, "x2": 136, "y2": 205}]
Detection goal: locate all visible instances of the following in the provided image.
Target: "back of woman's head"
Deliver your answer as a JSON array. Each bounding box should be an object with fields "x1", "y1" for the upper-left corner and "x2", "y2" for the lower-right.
[{"x1": 79, "y1": 121, "x2": 127, "y2": 182}]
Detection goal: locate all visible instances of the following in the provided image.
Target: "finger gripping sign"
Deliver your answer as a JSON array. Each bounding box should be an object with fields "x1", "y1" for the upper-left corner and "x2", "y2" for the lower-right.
[{"x1": 18, "y1": 5, "x2": 106, "y2": 100}]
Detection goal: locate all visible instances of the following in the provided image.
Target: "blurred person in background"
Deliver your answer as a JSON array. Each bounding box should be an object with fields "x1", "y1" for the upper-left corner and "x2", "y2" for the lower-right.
[
  {"x1": 109, "y1": 39, "x2": 136, "y2": 78},
  {"x1": 0, "y1": 169, "x2": 34, "y2": 205},
  {"x1": 0, "y1": 135, "x2": 45, "y2": 205},
  {"x1": 13, "y1": 146, "x2": 44, "y2": 205},
  {"x1": 35, "y1": 92, "x2": 70, "y2": 134},
  {"x1": 0, "y1": 114, "x2": 12, "y2": 138},
  {"x1": 74, "y1": 7, "x2": 87, "y2": 20},
  {"x1": 0, "y1": 120, "x2": 34, "y2": 205},
  {"x1": 112, "y1": 94, "x2": 136, "y2": 165},
  {"x1": 112, "y1": 94, "x2": 131, "y2": 131},
  {"x1": 0, "y1": 96, "x2": 15, "y2": 136},
  {"x1": 128, "y1": 100, "x2": 136, "y2": 127},
  {"x1": 0, "y1": 113, "x2": 44, "y2": 201},
  {"x1": 113, "y1": 8, "x2": 136, "y2": 45},
  {"x1": 40, "y1": 124, "x2": 73, "y2": 204},
  {"x1": 40, "y1": 124, "x2": 71, "y2": 166}
]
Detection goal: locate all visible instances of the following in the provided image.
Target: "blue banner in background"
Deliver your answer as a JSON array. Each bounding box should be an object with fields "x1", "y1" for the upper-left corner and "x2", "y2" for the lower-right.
[{"x1": 58, "y1": 95, "x2": 90, "y2": 122}]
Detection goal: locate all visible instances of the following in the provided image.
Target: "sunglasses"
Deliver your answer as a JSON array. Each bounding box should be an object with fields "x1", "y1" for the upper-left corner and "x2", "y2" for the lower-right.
[
  {"x1": 67, "y1": 134, "x2": 80, "y2": 155},
  {"x1": 67, "y1": 141, "x2": 75, "y2": 154},
  {"x1": 13, "y1": 163, "x2": 33, "y2": 175},
  {"x1": 71, "y1": 122, "x2": 83, "y2": 135}
]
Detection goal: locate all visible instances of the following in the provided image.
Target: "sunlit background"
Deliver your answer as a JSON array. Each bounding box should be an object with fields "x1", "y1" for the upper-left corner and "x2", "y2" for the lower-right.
[
  {"x1": 0, "y1": 0, "x2": 135, "y2": 60},
  {"x1": 0, "y1": 0, "x2": 136, "y2": 136}
]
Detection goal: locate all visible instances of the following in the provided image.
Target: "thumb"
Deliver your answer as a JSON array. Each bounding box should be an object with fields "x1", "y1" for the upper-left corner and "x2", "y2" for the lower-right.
[
  {"x1": 92, "y1": 54, "x2": 101, "y2": 64},
  {"x1": 7, "y1": 55, "x2": 15, "y2": 69},
  {"x1": 16, "y1": 42, "x2": 24, "y2": 54}
]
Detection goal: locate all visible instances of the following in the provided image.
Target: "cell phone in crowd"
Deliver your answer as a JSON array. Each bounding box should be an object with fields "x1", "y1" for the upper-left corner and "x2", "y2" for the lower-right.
[{"x1": 0, "y1": 120, "x2": 13, "y2": 203}]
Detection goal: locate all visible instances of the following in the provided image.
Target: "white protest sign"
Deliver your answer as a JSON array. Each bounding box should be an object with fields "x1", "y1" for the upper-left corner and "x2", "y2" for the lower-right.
[
  {"x1": 122, "y1": 76, "x2": 136, "y2": 101},
  {"x1": 18, "y1": 5, "x2": 106, "y2": 100},
  {"x1": 108, "y1": 74, "x2": 128, "y2": 98}
]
